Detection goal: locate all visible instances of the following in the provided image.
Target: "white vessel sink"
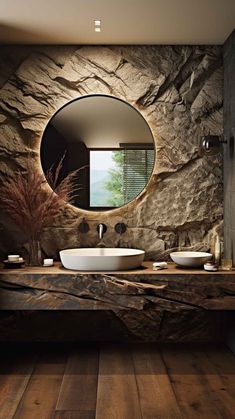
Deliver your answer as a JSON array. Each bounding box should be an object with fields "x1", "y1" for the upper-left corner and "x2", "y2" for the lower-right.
[
  {"x1": 60, "y1": 248, "x2": 145, "y2": 271},
  {"x1": 170, "y1": 251, "x2": 212, "y2": 268}
]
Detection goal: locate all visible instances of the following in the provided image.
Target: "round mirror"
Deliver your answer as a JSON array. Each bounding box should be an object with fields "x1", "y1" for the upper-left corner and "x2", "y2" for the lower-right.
[{"x1": 40, "y1": 94, "x2": 155, "y2": 211}]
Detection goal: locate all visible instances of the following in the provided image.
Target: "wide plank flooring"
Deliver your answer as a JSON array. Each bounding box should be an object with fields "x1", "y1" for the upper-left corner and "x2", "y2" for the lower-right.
[{"x1": 0, "y1": 343, "x2": 234, "y2": 419}]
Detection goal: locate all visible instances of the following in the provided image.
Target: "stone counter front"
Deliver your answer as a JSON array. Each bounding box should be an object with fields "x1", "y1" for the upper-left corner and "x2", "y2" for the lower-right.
[
  {"x1": 0, "y1": 262, "x2": 235, "y2": 310},
  {"x1": 0, "y1": 262, "x2": 234, "y2": 342}
]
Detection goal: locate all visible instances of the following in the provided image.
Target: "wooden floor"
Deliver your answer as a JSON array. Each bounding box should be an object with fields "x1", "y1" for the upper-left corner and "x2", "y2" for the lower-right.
[{"x1": 0, "y1": 343, "x2": 235, "y2": 419}]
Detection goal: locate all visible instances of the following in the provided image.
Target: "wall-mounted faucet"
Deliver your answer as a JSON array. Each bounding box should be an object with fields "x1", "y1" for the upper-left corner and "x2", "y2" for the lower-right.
[{"x1": 97, "y1": 223, "x2": 107, "y2": 240}]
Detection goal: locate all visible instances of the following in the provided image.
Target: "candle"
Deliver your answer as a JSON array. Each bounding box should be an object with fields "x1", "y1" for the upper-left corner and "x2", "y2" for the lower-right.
[
  {"x1": 43, "y1": 258, "x2": 54, "y2": 267},
  {"x1": 8, "y1": 255, "x2": 20, "y2": 262}
]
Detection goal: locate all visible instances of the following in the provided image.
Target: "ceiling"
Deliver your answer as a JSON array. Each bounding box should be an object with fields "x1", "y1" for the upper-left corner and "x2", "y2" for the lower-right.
[
  {"x1": 0, "y1": 0, "x2": 234, "y2": 45},
  {"x1": 52, "y1": 95, "x2": 153, "y2": 148}
]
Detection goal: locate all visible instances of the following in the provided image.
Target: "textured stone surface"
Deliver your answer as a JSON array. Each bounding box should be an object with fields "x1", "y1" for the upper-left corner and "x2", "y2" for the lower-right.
[
  {"x1": 0, "y1": 264, "x2": 233, "y2": 342},
  {"x1": 0, "y1": 45, "x2": 223, "y2": 259},
  {"x1": 0, "y1": 310, "x2": 226, "y2": 343},
  {"x1": 1, "y1": 264, "x2": 235, "y2": 310}
]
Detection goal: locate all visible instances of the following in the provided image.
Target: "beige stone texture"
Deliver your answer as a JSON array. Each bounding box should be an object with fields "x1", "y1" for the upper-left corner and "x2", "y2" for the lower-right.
[{"x1": 0, "y1": 45, "x2": 223, "y2": 259}]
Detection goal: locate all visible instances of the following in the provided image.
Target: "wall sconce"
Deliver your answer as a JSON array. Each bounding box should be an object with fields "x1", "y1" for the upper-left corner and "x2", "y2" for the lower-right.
[{"x1": 201, "y1": 135, "x2": 227, "y2": 155}]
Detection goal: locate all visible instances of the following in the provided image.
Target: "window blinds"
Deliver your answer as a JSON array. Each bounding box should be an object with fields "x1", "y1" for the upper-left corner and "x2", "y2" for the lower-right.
[{"x1": 123, "y1": 149, "x2": 154, "y2": 203}]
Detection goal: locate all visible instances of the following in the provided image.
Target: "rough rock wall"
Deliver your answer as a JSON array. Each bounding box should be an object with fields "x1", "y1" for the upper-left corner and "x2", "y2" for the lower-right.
[
  {"x1": 0, "y1": 268, "x2": 231, "y2": 342},
  {"x1": 0, "y1": 45, "x2": 223, "y2": 259}
]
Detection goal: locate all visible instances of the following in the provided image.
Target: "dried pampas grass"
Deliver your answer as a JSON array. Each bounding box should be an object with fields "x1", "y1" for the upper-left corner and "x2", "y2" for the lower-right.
[{"x1": 0, "y1": 157, "x2": 79, "y2": 241}]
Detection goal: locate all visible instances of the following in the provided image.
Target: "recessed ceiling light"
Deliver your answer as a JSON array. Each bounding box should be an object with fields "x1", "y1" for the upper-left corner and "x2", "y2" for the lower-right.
[
  {"x1": 94, "y1": 19, "x2": 101, "y2": 26},
  {"x1": 95, "y1": 27, "x2": 101, "y2": 32}
]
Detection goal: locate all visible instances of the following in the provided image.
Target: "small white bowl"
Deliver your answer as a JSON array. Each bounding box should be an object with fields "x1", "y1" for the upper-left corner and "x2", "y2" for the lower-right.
[{"x1": 170, "y1": 251, "x2": 212, "y2": 268}]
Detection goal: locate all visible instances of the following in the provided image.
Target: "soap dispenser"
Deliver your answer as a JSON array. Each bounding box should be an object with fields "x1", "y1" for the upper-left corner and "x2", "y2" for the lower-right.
[{"x1": 214, "y1": 234, "x2": 221, "y2": 265}]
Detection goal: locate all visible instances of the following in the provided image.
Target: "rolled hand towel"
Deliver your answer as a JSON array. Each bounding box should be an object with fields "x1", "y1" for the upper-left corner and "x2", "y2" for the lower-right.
[{"x1": 152, "y1": 262, "x2": 168, "y2": 270}]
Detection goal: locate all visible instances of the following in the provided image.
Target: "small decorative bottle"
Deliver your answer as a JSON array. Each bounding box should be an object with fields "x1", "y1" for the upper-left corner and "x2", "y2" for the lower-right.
[{"x1": 214, "y1": 234, "x2": 221, "y2": 266}]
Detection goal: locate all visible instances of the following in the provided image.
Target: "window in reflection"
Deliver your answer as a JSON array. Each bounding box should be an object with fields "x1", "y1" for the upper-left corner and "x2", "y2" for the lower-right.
[{"x1": 89, "y1": 148, "x2": 154, "y2": 208}]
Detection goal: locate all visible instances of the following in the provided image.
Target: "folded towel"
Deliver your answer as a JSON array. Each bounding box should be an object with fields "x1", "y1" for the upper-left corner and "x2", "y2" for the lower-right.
[{"x1": 152, "y1": 262, "x2": 168, "y2": 270}]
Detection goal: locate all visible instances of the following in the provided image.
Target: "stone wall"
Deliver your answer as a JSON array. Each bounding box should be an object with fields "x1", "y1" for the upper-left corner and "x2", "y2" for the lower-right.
[
  {"x1": 0, "y1": 45, "x2": 223, "y2": 260},
  {"x1": 0, "y1": 266, "x2": 233, "y2": 342}
]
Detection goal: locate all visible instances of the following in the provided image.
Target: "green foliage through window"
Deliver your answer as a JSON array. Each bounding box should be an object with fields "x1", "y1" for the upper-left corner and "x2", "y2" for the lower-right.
[{"x1": 105, "y1": 149, "x2": 154, "y2": 206}]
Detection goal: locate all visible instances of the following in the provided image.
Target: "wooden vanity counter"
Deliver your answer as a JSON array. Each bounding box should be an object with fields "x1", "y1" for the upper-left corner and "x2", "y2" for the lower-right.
[
  {"x1": 0, "y1": 262, "x2": 234, "y2": 343},
  {"x1": 0, "y1": 261, "x2": 234, "y2": 310},
  {"x1": 2, "y1": 261, "x2": 235, "y2": 275}
]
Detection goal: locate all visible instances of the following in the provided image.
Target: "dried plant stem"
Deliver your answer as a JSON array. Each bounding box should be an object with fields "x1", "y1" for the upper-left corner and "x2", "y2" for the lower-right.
[{"x1": 0, "y1": 156, "x2": 80, "y2": 264}]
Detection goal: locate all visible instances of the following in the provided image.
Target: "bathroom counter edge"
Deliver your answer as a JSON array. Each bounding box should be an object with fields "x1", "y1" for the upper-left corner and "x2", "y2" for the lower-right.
[{"x1": 0, "y1": 261, "x2": 234, "y2": 275}]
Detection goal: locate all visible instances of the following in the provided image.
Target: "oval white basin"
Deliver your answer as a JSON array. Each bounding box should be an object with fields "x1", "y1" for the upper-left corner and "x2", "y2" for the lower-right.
[
  {"x1": 170, "y1": 251, "x2": 212, "y2": 268},
  {"x1": 60, "y1": 248, "x2": 145, "y2": 271}
]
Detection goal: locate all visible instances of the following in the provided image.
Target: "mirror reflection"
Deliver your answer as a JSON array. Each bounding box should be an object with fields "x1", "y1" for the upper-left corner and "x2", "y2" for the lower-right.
[{"x1": 40, "y1": 95, "x2": 155, "y2": 211}]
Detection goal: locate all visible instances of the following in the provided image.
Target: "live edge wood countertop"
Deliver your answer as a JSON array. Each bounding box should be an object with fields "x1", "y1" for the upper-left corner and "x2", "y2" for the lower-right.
[
  {"x1": 1, "y1": 261, "x2": 235, "y2": 275},
  {"x1": 0, "y1": 262, "x2": 234, "y2": 343},
  {"x1": 0, "y1": 262, "x2": 234, "y2": 311}
]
